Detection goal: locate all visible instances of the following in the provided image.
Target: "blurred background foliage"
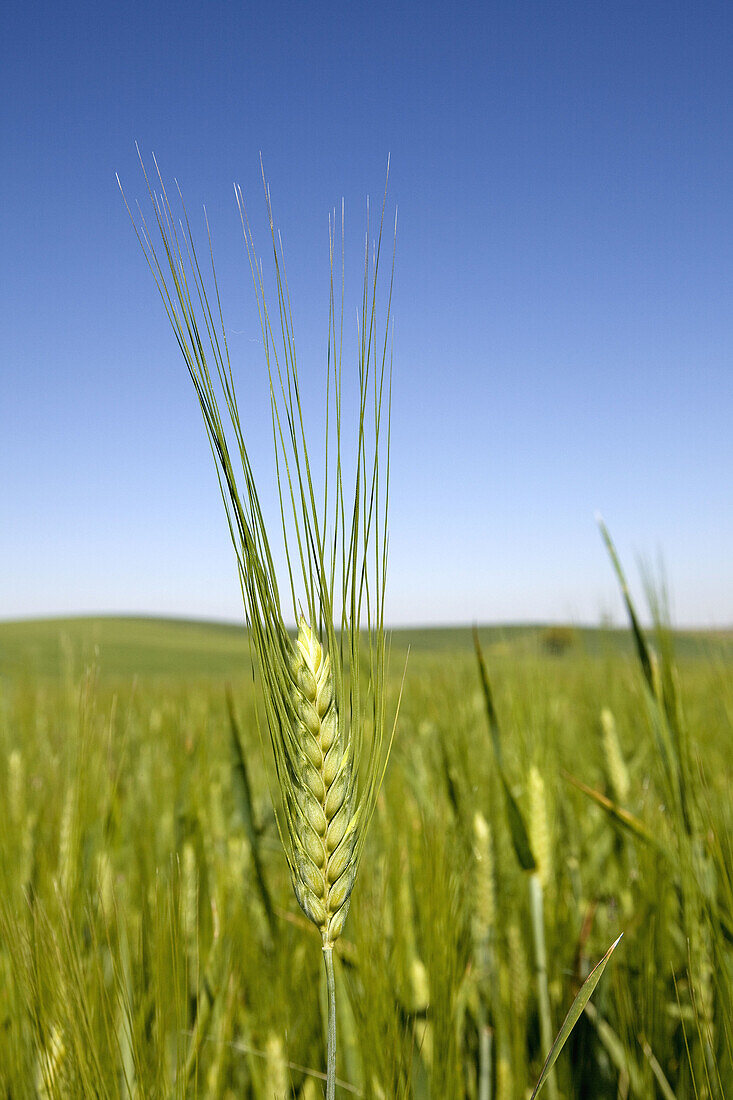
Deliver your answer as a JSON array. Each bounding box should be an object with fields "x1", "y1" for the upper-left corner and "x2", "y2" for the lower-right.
[{"x1": 0, "y1": 614, "x2": 731, "y2": 1097}]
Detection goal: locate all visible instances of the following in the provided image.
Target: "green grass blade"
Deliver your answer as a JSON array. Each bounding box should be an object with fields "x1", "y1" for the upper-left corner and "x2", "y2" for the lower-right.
[
  {"x1": 597, "y1": 517, "x2": 690, "y2": 827},
  {"x1": 563, "y1": 771, "x2": 659, "y2": 848},
  {"x1": 530, "y1": 934, "x2": 623, "y2": 1099},
  {"x1": 472, "y1": 626, "x2": 502, "y2": 763},
  {"x1": 473, "y1": 627, "x2": 537, "y2": 872},
  {"x1": 502, "y1": 775, "x2": 537, "y2": 872},
  {"x1": 640, "y1": 1036, "x2": 678, "y2": 1100},
  {"x1": 596, "y1": 516, "x2": 654, "y2": 692},
  {"x1": 225, "y1": 687, "x2": 277, "y2": 940}
]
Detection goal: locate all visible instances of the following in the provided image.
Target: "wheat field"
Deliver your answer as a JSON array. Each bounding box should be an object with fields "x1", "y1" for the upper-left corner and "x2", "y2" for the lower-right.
[{"x1": 1, "y1": 614, "x2": 731, "y2": 1098}]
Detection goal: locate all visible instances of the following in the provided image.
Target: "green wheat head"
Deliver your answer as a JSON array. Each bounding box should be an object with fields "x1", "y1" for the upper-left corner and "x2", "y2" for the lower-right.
[{"x1": 120, "y1": 153, "x2": 396, "y2": 946}]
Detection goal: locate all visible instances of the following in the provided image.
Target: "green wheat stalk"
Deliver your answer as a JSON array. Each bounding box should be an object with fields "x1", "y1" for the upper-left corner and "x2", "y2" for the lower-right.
[{"x1": 120, "y1": 152, "x2": 397, "y2": 1099}]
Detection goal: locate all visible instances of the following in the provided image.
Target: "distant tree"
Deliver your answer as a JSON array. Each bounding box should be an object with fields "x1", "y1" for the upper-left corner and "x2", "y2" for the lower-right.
[{"x1": 541, "y1": 625, "x2": 576, "y2": 655}]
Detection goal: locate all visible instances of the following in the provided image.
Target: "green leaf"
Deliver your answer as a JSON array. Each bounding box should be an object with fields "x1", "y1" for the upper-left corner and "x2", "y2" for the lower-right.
[
  {"x1": 596, "y1": 516, "x2": 653, "y2": 693},
  {"x1": 502, "y1": 774, "x2": 537, "y2": 872},
  {"x1": 472, "y1": 626, "x2": 502, "y2": 763},
  {"x1": 563, "y1": 771, "x2": 659, "y2": 849},
  {"x1": 597, "y1": 516, "x2": 691, "y2": 833},
  {"x1": 225, "y1": 686, "x2": 277, "y2": 939},
  {"x1": 639, "y1": 1036, "x2": 677, "y2": 1100},
  {"x1": 530, "y1": 934, "x2": 623, "y2": 1099},
  {"x1": 473, "y1": 627, "x2": 537, "y2": 873}
]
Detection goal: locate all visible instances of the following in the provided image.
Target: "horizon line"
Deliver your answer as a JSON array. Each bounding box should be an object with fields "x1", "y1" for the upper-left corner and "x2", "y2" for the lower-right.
[{"x1": 1, "y1": 611, "x2": 731, "y2": 635}]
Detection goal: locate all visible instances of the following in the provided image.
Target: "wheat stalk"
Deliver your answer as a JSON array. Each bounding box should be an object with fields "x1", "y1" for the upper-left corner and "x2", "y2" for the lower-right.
[
  {"x1": 120, "y1": 152, "x2": 396, "y2": 1100},
  {"x1": 287, "y1": 616, "x2": 357, "y2": 946}
]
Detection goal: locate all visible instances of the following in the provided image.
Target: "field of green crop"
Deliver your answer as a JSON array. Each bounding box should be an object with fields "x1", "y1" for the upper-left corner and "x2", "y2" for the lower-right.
[{"x1": 1, "y1": 612, "x2": 731, "y2": 1098}]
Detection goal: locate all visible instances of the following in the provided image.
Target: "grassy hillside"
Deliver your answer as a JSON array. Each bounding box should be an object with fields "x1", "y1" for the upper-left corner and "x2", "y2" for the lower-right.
[
  {"x1": 0, "y1": 616, "x2": 251, "y2": 682},
  {"x1": 1, "y1": 615, "x2": 730, "y2": 685}
]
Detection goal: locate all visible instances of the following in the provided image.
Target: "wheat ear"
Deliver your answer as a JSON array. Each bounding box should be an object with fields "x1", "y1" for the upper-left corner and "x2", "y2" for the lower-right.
[
  {"x1": 121, "y1": 153, "x2": 396, "y2": 1100},
  {"x1": 287, "y1": 618, "x2": 357, "y2": 946}
]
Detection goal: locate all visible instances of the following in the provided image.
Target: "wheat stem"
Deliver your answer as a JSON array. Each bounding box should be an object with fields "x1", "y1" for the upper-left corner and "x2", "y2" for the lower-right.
[
  {"x1": 323, "y1": 945, "x2": 337, "y2": 1100},
  {"x1": 529, "y1": 872, "x2": 558, "y2": 1100},
  {"x1": 477, "y1": 1000, "x2": 493, "y2": 1100},
  {"x1": 121, "y1": 157, "x2": 396, "y2": 1092}
]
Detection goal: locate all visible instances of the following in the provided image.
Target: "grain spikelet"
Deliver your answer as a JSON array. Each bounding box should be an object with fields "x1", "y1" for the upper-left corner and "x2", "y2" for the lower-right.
[
  {"x1": 369, "y1": 1076, "x2": 388, "y2": 1100},
  {"x1": 496, "y1": 1053, "x2": 513, "y2": 1100},
  {"x1": 688, "y1": 901, "x2": 715, "y2": 1055},
  {"x1": 58, "y1": 783, "x2": 77, "y2": 898},
  {"x1": 393, "y1": 843, "x2": 430, "y2": 1013},
  {"x1": 264, "y1": 1032, "x2": 289, "y2": 1099},
  {"x1": 19, "y1": 814, "x2": 35, "y2": 892},
  {"x1": 8, "y1": 749, "x2": 25, "y2": 827},
  {"x1": 600, "y1": 708, "x2": 630, "y2": 804},
  {"x1": 528, "y1": 765, "x2": 551, "y2": 889},
  {"x1": 472, "y1": 811, "x2": 496, "y2": 944},
  {"x1": 96, "y1": 850, "x2": 115, "y2": 922},
  {"x1": 285, "y1": 618, "x2": 358, "y2": 945},
  {"x1": 35, "y1": 1025, "x2": 66, "y2": 1100},
  {"x1": 8, "y1": 748, "x2": 34, "y2": 888},
  {"x1": 181, "y1": 841, "x2": 199, "y2": 977},
  {"x1": 507, "y1": 923, "x2": 529, "y2": 1020}
]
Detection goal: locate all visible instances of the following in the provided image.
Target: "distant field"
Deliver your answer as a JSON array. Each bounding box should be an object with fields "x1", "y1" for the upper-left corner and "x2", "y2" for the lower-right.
[
  {"x1": 0, "y1": 611, "x2": 731, "y2": 1096},
  {"x1": 0, "y1": 615, "x2": 730, "y2": 684},
  {"x1": 0, "y1": 615, "x2": 252, "y2": 682}
]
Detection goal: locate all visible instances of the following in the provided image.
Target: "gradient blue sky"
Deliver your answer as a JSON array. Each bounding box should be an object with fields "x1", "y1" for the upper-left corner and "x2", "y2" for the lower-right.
[{"x1": 2, "y1": 1, "x2": 731, "y2": 626}]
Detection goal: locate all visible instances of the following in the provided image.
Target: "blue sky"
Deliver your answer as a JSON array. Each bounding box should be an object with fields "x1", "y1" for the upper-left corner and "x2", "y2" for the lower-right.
[{"x1": 2, "y1": 0, "x2": 731, "y2": 626}]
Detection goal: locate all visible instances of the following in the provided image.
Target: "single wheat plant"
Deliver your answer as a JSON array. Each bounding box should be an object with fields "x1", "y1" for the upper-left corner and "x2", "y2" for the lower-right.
[{"x1": 120, "y1": 151, "x2": 397, "y2": 1099}]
